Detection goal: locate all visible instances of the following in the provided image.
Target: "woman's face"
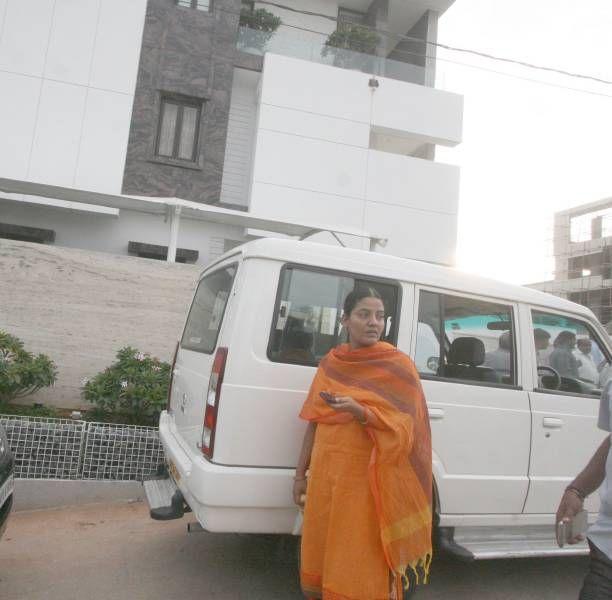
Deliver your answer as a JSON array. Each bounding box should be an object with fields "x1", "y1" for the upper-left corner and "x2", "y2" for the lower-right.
[{"x1": 342, "y1": 297, "x2": 386, "y2": 349}]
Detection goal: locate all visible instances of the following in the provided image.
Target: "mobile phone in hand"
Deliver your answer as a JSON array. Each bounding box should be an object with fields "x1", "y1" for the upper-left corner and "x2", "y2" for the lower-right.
[
  {"x1": 556, "y1": 509, "x2": 588, "y2": 547},
  {"x1": 319, "y1": 392, "x2": 336, "y2": 405}
]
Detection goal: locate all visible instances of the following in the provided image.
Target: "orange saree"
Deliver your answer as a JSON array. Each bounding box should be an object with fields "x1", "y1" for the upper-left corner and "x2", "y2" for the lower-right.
[{"x1": 299, "y1": 341, "x2": 432, "y2": 600}]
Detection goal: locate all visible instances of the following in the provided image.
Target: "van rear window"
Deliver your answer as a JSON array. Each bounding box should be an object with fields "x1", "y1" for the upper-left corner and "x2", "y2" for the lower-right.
[
  {"x1": 268, "y1": 266, "x2": 400, "y2": 366},
  {"x1": 181, "y1": 264, "x2": 237, "y2": 354}
]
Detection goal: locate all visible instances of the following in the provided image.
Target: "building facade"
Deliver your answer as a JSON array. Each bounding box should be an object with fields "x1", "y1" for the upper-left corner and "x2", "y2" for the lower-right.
[
  {"x1": 529, "y1": 197, "x2": 612, "y2": 328},
  {"x1": 0, "y1": 0, "x2": 463, "y2": 266}
]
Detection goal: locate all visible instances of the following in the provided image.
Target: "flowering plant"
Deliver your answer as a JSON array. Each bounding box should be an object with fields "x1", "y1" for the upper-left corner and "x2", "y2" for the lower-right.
[
  {"x1": 0, "y1": 330, "x2": 57, "y2": 405},
  {"x1": 82, "y1": 347, "x2": 171, "y2": 425}
]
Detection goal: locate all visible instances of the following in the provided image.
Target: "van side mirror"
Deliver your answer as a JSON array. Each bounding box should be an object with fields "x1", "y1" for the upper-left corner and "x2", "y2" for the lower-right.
[{"x1": 427, "y1": 356, "x2": 439, "y2": 372}]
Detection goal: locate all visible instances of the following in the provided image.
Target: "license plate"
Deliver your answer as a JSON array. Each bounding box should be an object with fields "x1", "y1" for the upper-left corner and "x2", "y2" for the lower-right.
[
  {"x1": 0, "y1": 474, "x2": 14, "y2": 507},
  {"x1": 167, "y1": 460, "x2": 181, "y2": 483}
]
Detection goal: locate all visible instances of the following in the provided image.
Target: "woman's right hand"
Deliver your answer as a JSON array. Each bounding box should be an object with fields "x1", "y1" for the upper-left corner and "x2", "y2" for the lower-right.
[
  {"x1": 555, "y1": 490, "x2": 585, "y2": 544},
  {"x1": 293, "y1": 478, "x2": 307, "y2": 507}
]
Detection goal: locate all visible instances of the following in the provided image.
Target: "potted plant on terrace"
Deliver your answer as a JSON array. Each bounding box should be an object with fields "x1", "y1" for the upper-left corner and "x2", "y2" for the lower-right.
[
  {"x1": 237, "y1": 7, "x2": 281, "y2": 53},
  {"x1": 322, "y1": 24, "x2": 380, "y2": 70}
]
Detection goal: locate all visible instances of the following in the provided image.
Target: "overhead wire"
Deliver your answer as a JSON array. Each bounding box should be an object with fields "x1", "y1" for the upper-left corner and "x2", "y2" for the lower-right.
[{"x1": 226, "y1": 1, "x2": 612, "y2": 88}]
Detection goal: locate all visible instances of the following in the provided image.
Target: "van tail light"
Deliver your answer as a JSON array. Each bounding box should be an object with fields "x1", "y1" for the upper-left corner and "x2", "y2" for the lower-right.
[
  {"x1": 201, "y1": 347, "x2": 228, "y2": 459},
  {"x1": 167, "y1": 341, "x2": 180, "y2": 412}
]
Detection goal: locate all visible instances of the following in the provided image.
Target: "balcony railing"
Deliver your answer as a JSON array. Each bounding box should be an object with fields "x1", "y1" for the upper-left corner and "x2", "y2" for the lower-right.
[{"x1": 237, "y1": 26, "x2": 428, "y2": 86}]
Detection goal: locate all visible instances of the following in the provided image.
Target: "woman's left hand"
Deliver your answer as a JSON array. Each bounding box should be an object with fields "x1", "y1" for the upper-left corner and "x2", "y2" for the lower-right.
[{"x1": 328, "y1": 396, "x2": 366, "y2": 421}]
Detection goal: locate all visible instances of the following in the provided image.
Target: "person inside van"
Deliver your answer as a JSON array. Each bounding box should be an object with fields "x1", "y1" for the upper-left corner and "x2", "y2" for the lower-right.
[
  {"x1": 550, "y1": 331, "x2": 580, "y2": 379},
  {"x1": 293, "y1": 288, "x2": 432, "y2": 600},
  {"x1": 484, "y1": 331, "x2": 512, "y2": 382},
  {"x1": 279, "y1": 328, "x2": 316, "y2": 364},
  {"x1": 574, "y1": 337, "x2": 600, "y2": 385},
  {"x1": 534, "y1": 328, "x2": 552, "y2": 366}
]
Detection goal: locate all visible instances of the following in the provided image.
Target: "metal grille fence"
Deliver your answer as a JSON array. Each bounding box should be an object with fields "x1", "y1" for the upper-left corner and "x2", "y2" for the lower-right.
[
  {"x1": 81, "y1": 422, "x2": 164, "y2": 481},
  {"x1": 0, "y1": 415, "x2": 164, "y2": 481},
  {"x1": 0, "y1": 415, "x2": 86, "y2": 479}
]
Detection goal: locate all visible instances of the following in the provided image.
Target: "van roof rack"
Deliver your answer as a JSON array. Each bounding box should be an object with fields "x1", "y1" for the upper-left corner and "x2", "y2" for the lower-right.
[{"x1": 0, "y1": 178, "x2": 388, "y2": 260}]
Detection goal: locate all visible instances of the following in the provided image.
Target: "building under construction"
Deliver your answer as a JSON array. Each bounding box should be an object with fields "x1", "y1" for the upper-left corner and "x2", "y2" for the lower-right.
[{"x1": 529, "y1": 197, "x2": 612, "y2": 330}]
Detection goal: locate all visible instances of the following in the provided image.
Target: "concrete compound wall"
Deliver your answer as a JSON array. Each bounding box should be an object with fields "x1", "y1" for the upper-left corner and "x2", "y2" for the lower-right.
[{"x1": 0, "y1": 239, "x2": 199, "y2": 409}]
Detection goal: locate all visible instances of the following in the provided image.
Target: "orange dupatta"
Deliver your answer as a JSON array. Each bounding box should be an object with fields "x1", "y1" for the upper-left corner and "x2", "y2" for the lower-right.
[{"x1": 299, "y1": 341, "x2": 432, "y2": 595}]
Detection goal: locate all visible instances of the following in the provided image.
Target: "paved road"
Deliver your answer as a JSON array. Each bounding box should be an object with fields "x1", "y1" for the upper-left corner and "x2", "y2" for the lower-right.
[{"x1": 0, "y1": 501, "x2": 588, "y2": 600}]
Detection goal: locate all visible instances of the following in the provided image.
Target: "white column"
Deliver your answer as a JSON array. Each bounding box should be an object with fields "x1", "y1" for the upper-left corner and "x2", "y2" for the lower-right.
[{"x1": 167, "y1": 204, "x2": 182, "y2": 263}]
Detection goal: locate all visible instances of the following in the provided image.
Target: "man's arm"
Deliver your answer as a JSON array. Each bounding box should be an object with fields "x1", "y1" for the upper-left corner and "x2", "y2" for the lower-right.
[{"x1": 555, "y1": 435, "x2": 610, "y2": 542}]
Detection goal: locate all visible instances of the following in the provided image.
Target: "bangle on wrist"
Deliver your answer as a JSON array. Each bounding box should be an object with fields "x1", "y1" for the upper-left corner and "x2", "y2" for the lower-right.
[
  {"x1": 565, "y1": 485, "x2": 587, "y2": 500},
  {"x1": 356, "y1": 408, "x2": 368, "y2": 426}
]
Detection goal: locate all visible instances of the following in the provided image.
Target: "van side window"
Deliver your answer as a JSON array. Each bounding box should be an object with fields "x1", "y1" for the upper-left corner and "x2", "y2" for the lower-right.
[
  {"x1": 531, "y1": 310, "x2": 611, "y2": 396},
  {"x1": 416, "y1": 290, "x2": 516, "y2": 386},
  {"x1": 181, "y1": 264, "x2": 237, "y2": 354},
  {"x1": 268, "y1": 266, "x2": 400, "y2": 366}
]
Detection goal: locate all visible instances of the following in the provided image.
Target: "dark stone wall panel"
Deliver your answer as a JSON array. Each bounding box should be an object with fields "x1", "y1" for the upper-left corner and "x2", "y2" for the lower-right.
[{"x1": 122, "y1": 0, "x2": 242, "y2": 204}]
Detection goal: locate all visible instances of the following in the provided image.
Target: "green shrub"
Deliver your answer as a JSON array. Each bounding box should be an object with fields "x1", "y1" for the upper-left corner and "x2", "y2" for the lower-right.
[
  {"x1": 239, "y1": 7, "x2": 281, "y2": 32},
  {"x1": 323, "y1": 24, "x2": 380, "y2": 56},
  {"x1": 0, "y1": 330, "x2": 58, "y2": 405},
  {"x1": 82, "y1": 347, "x2": 171, "y2": 426},
  {"x1": 238, "y1": 7, "x2": 281, "y2": 52}
]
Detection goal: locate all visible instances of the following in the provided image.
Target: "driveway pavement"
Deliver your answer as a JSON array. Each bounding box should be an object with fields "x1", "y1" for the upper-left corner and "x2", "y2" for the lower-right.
[{"x1": 0, "y1": 501, "x2": 589, "y2": 600}]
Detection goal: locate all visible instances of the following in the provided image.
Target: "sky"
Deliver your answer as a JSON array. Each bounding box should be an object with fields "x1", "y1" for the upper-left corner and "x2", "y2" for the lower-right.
[{"x1": 434, "y1": 0, "x2": 612, "y2": 285}]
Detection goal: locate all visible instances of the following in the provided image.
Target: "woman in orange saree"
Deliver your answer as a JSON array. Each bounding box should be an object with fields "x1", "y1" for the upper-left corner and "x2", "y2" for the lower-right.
[{"x1": 293, "y1": 289, "x2": 432, "y2": 600}]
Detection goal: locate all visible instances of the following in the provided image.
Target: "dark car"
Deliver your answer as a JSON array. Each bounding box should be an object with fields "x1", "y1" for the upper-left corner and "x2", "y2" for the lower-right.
[{"x1": 0, "y1": 423, "x2": 14, "y2": 539}]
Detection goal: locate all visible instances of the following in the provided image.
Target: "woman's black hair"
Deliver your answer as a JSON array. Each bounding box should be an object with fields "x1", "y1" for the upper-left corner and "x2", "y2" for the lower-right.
[{"x1": 343, "y1": 287, "x2": 383, "y2": 316}]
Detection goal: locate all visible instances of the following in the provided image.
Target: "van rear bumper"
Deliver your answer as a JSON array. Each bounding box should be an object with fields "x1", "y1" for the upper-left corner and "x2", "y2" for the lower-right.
[{"x1": 158, "y1": 411, "x2": 300, "y2": 534}]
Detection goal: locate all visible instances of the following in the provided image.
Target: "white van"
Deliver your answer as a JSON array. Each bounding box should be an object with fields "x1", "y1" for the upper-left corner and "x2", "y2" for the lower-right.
[{"x1": 145, "y1": 238, "x2": 611, "y2": 560}]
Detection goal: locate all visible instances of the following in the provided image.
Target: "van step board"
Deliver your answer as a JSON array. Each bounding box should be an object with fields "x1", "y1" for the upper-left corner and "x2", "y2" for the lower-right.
[
  {"x1": 143, "y1": 477, "x2": 185, "y2": 521},
  {"x1": 439, "y1": 525, "x2": 589, "y2": 561}
]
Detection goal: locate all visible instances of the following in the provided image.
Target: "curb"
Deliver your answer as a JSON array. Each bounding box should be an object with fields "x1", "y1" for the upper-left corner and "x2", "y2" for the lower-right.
[{"x1": 13, "y1": 479, "x2": 145, "y2": 512}]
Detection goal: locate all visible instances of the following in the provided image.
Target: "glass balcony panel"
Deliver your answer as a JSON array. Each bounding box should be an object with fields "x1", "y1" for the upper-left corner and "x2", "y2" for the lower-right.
[{"x1": 236, "y1": 26, "x2": 427, "y2": 86}]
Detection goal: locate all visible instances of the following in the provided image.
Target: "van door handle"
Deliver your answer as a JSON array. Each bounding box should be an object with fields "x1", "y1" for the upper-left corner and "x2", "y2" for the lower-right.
[
  {"x1": 429, "y1": 408, "x2": 445, "y2": 420},
  {"x1": 543, "y1": 417, "x2": 564, "y2": 429}
]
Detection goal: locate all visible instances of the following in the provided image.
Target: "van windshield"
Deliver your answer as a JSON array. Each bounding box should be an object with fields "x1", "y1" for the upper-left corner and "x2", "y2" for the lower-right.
[{"x1": 181, "y1": 264, "x2": 237, "y2": 354}]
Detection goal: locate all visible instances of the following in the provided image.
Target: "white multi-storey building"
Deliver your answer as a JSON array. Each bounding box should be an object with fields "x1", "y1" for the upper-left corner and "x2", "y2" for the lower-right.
[{"x1": 0, "y1": 0, "x2": 462, "y2": 266}]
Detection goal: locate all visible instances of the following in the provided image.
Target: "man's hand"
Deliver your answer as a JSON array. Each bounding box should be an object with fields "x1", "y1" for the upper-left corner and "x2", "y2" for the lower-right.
[{"x1": 555, "y1": 490, "x2": 585, "y2": 544}]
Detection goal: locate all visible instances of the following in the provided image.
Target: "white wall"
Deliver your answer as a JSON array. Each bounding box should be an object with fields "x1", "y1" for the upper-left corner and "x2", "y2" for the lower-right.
[
  {"x1": 0, "y1": 200, "x2": 246, "y2": 267},
  {"x1": 248, "y1": 53, "x2": 462, "y2": 264},
  {"x1": 220, "y1": 68, "x2": 259, "y2": 208},
  {"x1": 0, "y1": 0, "x2": 146, "y2": 192}
]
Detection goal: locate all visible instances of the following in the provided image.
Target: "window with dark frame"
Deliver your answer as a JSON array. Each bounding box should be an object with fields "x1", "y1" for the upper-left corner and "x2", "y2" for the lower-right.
[
  {"x1": 127, "y1": 241, "x2": 199, "y2": 264},
  {"x1": 268, "y1": 266, "x2": 400, "y2": 367},
  {"x1": 0, "y1": 222, "x2": 55, "y2": 244},
  {"x1": 181, "y1": 265, "x2": 238, "y2": 354},
  {"x1": 176, "y1": 0, "x2": 211, "y2": 11},
  {"x1": 156, "y1": 95, "x2": 202, "y2": 163},
  {"x1": 415, "y1": 290, "x2": 517, "y2": 387},
  {"x1": 531, "y1": 310, "x2": 611, "y2": 396}
]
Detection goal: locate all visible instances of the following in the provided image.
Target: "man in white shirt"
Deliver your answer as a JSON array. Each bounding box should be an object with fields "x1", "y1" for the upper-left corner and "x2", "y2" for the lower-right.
[
  {"x1": 556, "y1": 381, "x2": 612, "y2": 598},
  {"x1": 534, "y1": 328, "x2": 552, "y2": 367},
  {"x1": 574, "y1": 337, "x2": 600, "y2": 385}
]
